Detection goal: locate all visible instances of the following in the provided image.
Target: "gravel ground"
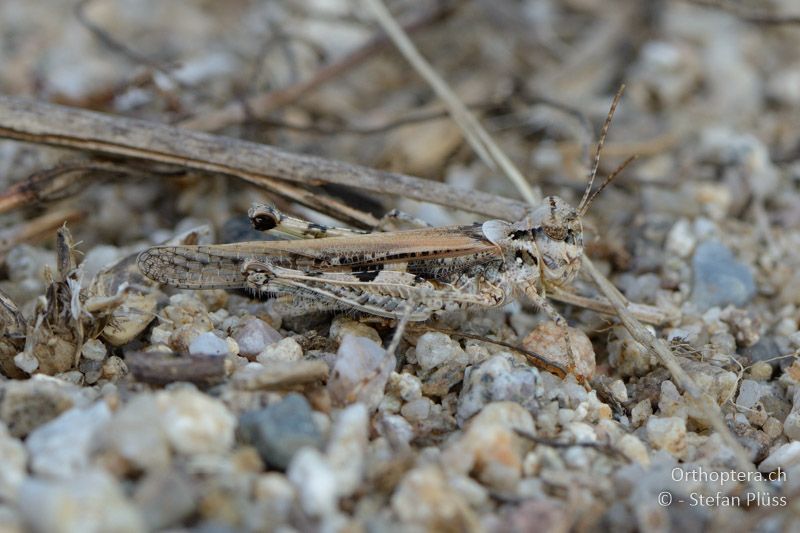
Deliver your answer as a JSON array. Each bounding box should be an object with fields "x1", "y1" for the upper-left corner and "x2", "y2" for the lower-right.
[{"x1": 2, "y1": 1, "x2": 800, "y2": 532}]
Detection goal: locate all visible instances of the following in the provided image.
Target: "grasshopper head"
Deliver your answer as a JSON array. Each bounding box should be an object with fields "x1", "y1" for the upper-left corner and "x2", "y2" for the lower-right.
[
  {"x1": 483, "y1": 196, "x2": 583, "y2": 288},
  {"x1": 527, "y1": 196, "x2": 583, "y2": 285}
]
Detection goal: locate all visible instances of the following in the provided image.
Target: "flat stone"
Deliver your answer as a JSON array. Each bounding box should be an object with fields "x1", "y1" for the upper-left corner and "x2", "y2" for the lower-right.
[
  {"x1": 238, "y1": 393, "x2": 323, "y2": 470},
  {"x1": 329, "y1": 317, "x2": 381, "y2": 345},
  {"x1": 233, "y1": 360, "x2": 328, "y2": 390},
  {"x1": 691, "y1": 240, "x2": 756, "y2": 311},
  {"x1": 522, "y1": 322, "x2": 596, "y2": 379},
  {"x1": 414, "y1": 332, "x2": 467, "y2": 370}
]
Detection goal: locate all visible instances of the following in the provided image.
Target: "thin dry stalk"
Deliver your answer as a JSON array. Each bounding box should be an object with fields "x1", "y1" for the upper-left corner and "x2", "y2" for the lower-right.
[
  {"x1": 364, "y1": 0, "x2": 541, "y2": 206},
  {"x1": 0, "y1": 209, "x2": 84, "y2": 257},
  {"x1": 367, "y1": 0, "x2": 769, "y2": 493}
]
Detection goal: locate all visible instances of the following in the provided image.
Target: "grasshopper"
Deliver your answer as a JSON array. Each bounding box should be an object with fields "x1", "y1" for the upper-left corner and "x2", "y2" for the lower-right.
[
  {"x1": 138, "y1": 196, "x2": 584, "y2": 323},
  {"x1": 137, "y1": 94, "x2": 632, "y2": 372}
]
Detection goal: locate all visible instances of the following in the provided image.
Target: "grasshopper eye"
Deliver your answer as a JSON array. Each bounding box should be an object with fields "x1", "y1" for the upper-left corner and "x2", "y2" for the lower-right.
[
  {"x1": 565, "y1": 229, "x2": 575, "y2": 245},
  {"x1": 252, "y1": 215, "x2": 277, "y2": 231}
]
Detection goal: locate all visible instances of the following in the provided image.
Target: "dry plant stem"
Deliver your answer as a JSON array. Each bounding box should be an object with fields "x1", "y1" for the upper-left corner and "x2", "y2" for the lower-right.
[
  {"x1": 0, "y1": 96, "x2": 528, "y2": 221},
  {"x1": 179, "y1": 1, "x2": 455, "y2": 132},
  {"x1": 581, "y1": 256, "x2": 769, "y2": 494},
  {"x1": 0, "y1": 208, "x2": 84, "y2": 256},
  {"x1": 364, "y1": 0, "x2": 541, "y2": 206},
  {"x1": 0, "y1": 160, "x2": 145, "y2": 213},
  {"x1": 683, "y1": 0, "x2": 800, "y2": 25},
  {"x1": 549, "y1": 287, "x2": 672, "y2": 325}
]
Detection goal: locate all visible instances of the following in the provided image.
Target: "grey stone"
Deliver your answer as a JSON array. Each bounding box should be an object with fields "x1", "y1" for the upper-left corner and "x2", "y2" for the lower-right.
[
  {"x1": 740, "y1": 336, "x2": 781, "y2": 369},
  {"x1": 188, "y1": 331, "x2": 229, "y2": 357},
  {"x1": 96, "y1": 394, "x2": 171, "y2": 472},
  {"x1": 456, "y1": 354, "x2": 540, "y2": 425},
  {"x1": 232, "y1": 318, "x2": 282, "y2": 358},
  {"x1": 238, "y1": 393, "x2": 323, "y2": 470},
  {"x1": 133, "y1": 471, "x2": 197, "y2": 530},
  {"x1": 691, "y1": 240, "x2": 756, "y2": 310}
]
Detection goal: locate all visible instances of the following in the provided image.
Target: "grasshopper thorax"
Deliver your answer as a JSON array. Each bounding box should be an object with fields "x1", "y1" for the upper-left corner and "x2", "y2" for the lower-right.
[{"x1": 482, "y1": 196, "x2": 583, "y2": 289}]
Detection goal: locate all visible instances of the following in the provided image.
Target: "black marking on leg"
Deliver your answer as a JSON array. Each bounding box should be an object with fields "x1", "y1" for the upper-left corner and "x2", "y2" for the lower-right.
[{"x1": 352, "y1": 270, "x2": 380, "y2": 282}]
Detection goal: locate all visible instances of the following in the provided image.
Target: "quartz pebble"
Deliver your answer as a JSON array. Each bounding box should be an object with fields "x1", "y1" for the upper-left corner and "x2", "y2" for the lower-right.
[
  {"x1": 391, "y1": 466, "x2": 477, "y2": 530},
  {"x1": 328, "y1": 335, "x2": 394, "y2": 411},
  {"x1": 414, "y1": 332, "x2": 467, "y2": 370},
  {"x1": 287, "y1": 447, "x2": 338, "y2": 518},
  {"x1": 188, "y1": 331, "x2": 229, "y2": 357},
  {"x1": 646, "y1": 417, "x2": 687, "y2": 458},
  {"x1": 238, "y1": 393, "x2": 323, "y2": 470},
  {"x1": 233, "y1": 318, "x2": 282, "y2": 358},
  {"x1": 155, "y1": 388, "x2": 235, "y2": 455},
  {"x1": 18, "y1": 470, "x2": 145, "y2": 533},
  {"x1": 329, "y1": 317, "x2": 381, "y2": 345},
  {"x1": 81, "y1": 339, "x2": 107, "y2": 362},
  {"x1": 26, "y1": 401, "x2": 112, "y2": 479},
  {"x1": 326, "y1": 403, "x2": 369, "y2": 498},
  {"x1": 257, "y1": 337, "x2": 303, "y2": 364},
  {"x1": 444, "y1": 402, "x2": 534, "y2": 491}
]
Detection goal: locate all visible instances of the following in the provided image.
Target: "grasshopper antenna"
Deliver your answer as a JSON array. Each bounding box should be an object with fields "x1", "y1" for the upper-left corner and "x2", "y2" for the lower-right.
[
  {"x1": 578, "y1": 85, "x2": 626, "y2": 216},
  {"x1": 580, "y1": 154, "x2": 638, "y2": 216}
]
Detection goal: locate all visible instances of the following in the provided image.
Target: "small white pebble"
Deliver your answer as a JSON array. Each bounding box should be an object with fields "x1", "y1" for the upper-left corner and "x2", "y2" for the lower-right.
[
  {"x1": 150, "y1": 325, "x2": 172, "y2": 345},
  {"x1": 15, "y1": 352, "x2": 39, "y2": 374},
  {"x1": 401, "y1": 398, "x2": 432, "y2": 422},
  {"x1": 81, "y1": 339, "x2": 107, "y2": 362},
  {"x1": 609, "y1": 379, "x2": 628, "y2": 403},
  {"x1": 188, "y1": 332, "x2": 229, "y2": 357},
  {"x1": 257, "y1": 337, "x2": 303, "y2": 364}
]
